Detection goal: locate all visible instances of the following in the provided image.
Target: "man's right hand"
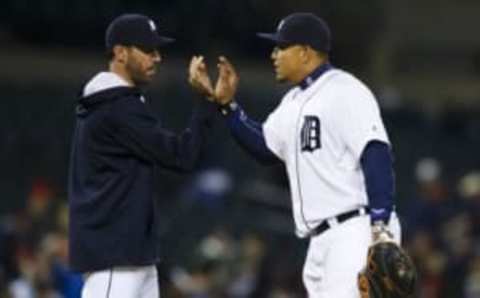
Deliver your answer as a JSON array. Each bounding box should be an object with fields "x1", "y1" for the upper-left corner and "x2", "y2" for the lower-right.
[
  {"x1": 188, "y1": 55, "x2": 214, "y2": 100},
  {"x1": 214, "y1": 56, "x2": 239, "y2": 105}
]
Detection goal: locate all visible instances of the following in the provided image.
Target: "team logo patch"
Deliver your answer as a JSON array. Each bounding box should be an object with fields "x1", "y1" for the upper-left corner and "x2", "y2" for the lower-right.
[
  {"x1": 301, "y1": 116, "x2": 321, "y2": 152},
  {"x1": 149, "y1": 20, "x2": 157, "y2": 32}
]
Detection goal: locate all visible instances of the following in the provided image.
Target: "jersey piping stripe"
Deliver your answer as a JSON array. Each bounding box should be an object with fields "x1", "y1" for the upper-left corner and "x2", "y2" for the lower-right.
[
  {"x1": 295, "y1": 100, "x2": 312, "y2": 232},
  {"x1": 294, "y1": 72, "x2": 341, "y2": 234},
  {"x1": 106, "y1": 269, "x2": 113, "y2": 298}
]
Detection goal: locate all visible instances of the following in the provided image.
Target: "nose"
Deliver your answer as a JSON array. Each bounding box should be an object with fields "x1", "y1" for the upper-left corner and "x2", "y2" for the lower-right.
[
  {"x1": 152, "y1": 50, "x2": 161, "y2": 63},
  {"x1": 271, "y1": 47, "x2": 279, "y2": 60}
]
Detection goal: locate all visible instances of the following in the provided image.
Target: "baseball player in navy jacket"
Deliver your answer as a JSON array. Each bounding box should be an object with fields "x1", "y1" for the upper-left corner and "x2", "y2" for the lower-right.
[{"x1": 68, "y1": 14, "x2": 215, "y2": 298}]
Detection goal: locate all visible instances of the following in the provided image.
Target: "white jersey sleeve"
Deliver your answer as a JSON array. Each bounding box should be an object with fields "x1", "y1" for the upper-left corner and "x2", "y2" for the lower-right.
[
  {"x1": 331, "y1": 82, "x2": 390, "y2": 160},
  {"x1": 263, "y1": 118, "x2": 284, "y2": 160},
  {"x1": 262, "y1": 89, "x2": 298, "y2": 160}
]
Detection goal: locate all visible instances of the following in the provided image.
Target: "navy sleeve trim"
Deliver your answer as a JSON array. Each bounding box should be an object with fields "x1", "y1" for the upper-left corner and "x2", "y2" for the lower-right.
[
  {"x1": 360, "y1": 140, "x2": 395, "y2": 223},
  {"x1": 223, "y1": 103, "x2": 281, "y2": 165}
]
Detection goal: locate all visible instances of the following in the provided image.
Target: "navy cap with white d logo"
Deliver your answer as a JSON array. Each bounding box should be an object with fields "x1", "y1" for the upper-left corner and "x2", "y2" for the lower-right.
[
  {"x1": 257, "y1": 13, "x2": 331, "y2": 53},
  {"x1": 105, "y1": 14, "x2": 175, "y2": 52}
]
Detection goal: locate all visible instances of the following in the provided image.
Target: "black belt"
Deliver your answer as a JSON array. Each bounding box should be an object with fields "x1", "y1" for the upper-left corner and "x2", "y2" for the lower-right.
[{"x1": 309, "y1": 207, "x2": 370, "y2": 237}]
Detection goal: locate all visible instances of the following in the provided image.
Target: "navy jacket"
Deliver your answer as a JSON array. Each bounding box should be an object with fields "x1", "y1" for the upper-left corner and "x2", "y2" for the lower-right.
[{"x1": 68, "y1": 86, "x2": 214, "y2": 272}]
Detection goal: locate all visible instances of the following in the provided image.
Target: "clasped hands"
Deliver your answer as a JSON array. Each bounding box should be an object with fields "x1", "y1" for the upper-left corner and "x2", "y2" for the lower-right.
[{"x1": 188, "y1": 55, "x2": 239, "y2": 106}]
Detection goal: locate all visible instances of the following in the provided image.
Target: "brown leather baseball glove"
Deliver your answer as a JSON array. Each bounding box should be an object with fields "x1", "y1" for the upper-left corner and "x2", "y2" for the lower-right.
[{"x1": 358, "y1": 242, "x2": 417, "y2": 298}]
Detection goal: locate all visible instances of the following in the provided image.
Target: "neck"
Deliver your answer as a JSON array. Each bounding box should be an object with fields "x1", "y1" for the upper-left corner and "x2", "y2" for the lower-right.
[
  {"x1": 109, "y1": 62, "x2": 135, "y2": 86},
  {"x1": 297, "y1": 59, "x2": 332, "y2": 90},
  {"x1": 298, "y1": 58, "x2": 326, "y2": 83}
]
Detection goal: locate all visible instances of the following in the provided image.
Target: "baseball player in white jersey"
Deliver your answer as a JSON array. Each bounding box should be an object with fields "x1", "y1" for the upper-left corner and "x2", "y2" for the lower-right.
[{"x1": 192, "y1": 12, "x2": 402, "y2": 298}]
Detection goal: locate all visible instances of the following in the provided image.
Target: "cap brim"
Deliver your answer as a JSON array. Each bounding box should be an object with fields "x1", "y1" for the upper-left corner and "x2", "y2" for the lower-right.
[
  {"x1": 156, "y1": 35, "x2": 175, "y2": 47},
  {"x1": 256, "y1": 32, "x2": 289, "y2": 45}
]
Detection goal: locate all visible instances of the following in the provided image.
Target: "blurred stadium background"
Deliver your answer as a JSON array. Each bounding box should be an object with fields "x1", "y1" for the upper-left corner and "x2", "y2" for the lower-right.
[{"x1": 0, "y1": 0, "x2": 479, "y2": 297}]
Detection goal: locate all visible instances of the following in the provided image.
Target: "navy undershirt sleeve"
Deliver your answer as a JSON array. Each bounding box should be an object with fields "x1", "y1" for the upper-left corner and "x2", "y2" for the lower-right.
[
  {"x1": 360, "y1": 140, "x2": 395, "y2": 223},
  {"x1": 224, "y1": 104, "x2": 282, "y2": 165}
]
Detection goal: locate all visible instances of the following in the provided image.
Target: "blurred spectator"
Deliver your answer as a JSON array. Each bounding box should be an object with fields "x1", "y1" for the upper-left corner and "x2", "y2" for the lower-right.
[
  {"x1": 0, "y1": 180, "x2": 82, "y2": 298},
  {"x1": 186, "y1": 169, "x2": 234, "y2": 215},
  {"x1": 440, "y1": 213, "x2": 474, "y2": 298},
  {"x1": 464, "y1": 254, "x2": 480, "y2": 298},
  {"x1": 458, "y1": 171, "x2": 480, "y2": 237},
  {"x1": 227, "y1": 233, "x2": 266, "y2": 298},
  {"x1": 407, "y1": 229, "x2": 446, "y2": 298},
  {"x1": 404, "y1": 158, "x2": 457, "y2": 238}
]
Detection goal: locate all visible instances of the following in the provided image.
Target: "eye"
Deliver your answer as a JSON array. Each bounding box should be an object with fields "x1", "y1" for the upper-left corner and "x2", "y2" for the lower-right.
[
  {"x1": 277, "y1": 43, "x2": 291, "y2": 50},
  {"x1": 137, "y1": 46, "x2": 156, "y2": 55}
]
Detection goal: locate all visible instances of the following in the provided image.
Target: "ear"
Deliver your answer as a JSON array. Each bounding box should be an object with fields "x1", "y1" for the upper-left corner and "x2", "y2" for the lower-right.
[
  {"x1": 113, "y1": 45, "x2": 128, "y2": 64},
  {"x1": 300, "y1": 46, "x2": 311, "y2": 64}
]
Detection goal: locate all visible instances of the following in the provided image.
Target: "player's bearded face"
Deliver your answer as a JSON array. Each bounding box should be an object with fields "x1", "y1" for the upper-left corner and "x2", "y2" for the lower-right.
[
  {"x1": 126, "y1": 47, "x2": 161, "y2": 85},
  {"x1": 271, "y1": 45, "x2": 304, "y2": 83}
]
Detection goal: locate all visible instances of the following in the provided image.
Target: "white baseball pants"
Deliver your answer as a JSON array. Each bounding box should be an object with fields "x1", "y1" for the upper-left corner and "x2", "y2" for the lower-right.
[
  {"x1": 302, "y1": 212, "x2": 401, "y2": 298},
  {"x1": 81, "y1": 265, "x2": 159, "y2": 298}
]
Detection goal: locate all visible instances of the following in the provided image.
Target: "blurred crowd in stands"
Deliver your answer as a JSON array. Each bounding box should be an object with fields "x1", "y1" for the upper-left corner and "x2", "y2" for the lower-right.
[{"x1": 1, "y1": 156, "x2": 480, "y2": 298}]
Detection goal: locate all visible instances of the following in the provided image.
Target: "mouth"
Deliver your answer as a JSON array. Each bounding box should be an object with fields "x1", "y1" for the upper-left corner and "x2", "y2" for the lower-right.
[
  {"x1": 273, "y1": 61, "x2": 280, "y2": 70},
  {"x1": 273, "y1": 65, "x2": 280, "y2": 75},
  {"x1": 147, "y1": 67, "x2": 156, "y2": 76}
]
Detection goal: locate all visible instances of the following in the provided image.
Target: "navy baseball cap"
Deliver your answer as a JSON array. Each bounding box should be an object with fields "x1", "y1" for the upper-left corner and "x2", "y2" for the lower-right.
[
  {"x1": 257, "y1": 13, "x2": 331, "y2": 53},
  {"x1": 106, "y1": 14, "x2": 174, "y2": 52}
]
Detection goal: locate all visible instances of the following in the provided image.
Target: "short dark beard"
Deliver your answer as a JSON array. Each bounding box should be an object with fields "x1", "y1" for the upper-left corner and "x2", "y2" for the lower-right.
[{"x1": 126, "y1": 57, "x2": 150, "y2": 86}]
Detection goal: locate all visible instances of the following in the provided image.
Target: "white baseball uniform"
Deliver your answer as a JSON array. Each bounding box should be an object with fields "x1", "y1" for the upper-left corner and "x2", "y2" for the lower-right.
[
  {"x1": 263, "y1": 68, "x2": 401, "y2": 298},
  {"x1": 82, "y1": 265, "x2": 159, "y2": 298}
]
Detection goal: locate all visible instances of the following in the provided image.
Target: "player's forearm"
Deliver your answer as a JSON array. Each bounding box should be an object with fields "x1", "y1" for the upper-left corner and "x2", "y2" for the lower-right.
[
  {"x1": 170, "y1": 100, "x2": 217, "y2": 171},
  {"x1": 360, "y1": 141, "x2": 395, "y2": 224},
  {"x1": 220, "y1": 102, "x2": 281, "y2": 165},
  {"x1": 108, "y1": 98, "x2": 215, "y2": 172}
]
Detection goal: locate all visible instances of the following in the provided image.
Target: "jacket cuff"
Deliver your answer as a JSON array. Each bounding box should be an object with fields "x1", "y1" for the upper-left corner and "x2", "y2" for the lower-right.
[{"x1": 193, "y1": 100, "x2": 217, "y2": 125}]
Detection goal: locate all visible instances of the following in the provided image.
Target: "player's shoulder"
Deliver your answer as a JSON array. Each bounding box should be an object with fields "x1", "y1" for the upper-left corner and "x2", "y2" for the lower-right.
[
  {"x1": 279, "y1": 87, "x2": 302, "y2": 104},
  {"x1": 266, "y1": 87, "x2": 302, "y2": 121},
  {"x1": 325, "y1": 69, "x2": 375, "y2": 99},
  {"x1": 326, "y1": 69, "x2": 367, "y2": 89}
]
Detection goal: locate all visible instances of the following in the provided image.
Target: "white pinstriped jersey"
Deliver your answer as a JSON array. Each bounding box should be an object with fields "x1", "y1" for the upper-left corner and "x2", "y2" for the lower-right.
[{"x1": 263, "y1": 69, "x2": 390, "y2": 237}]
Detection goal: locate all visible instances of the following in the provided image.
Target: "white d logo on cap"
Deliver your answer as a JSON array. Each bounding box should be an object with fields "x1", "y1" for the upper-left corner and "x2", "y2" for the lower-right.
[
  {"x1": 149, "y1": 20, "x2": 157, "y2": 32},
  {"x1": 277, "y1": 19, "x2": 285, "y2": 31}
]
